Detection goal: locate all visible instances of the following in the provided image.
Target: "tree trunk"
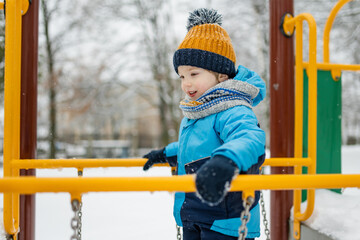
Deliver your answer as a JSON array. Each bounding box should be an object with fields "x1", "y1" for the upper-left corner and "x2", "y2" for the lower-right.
[{"x1": 41, "y1": 0, "x2": 57, "y2": 158}]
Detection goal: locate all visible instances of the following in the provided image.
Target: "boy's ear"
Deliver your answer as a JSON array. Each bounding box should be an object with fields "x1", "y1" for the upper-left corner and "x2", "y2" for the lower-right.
[{"x1": 218, "y1": 73, "x2": 229, "y2": 82}]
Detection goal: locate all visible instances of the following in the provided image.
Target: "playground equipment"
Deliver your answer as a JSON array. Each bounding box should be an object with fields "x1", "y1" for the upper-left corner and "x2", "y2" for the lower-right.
[
  {"x1": 281, "y1": 0, "x2": 360, "y2": 238},
  {"x1": 1, "y1": 0, "x2": 360, "y2": 239}
]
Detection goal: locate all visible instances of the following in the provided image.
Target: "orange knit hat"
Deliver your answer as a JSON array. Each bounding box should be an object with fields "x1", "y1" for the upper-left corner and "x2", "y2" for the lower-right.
[{"x1": 173, "y1": 9, "x2": 236, "y2": 78}]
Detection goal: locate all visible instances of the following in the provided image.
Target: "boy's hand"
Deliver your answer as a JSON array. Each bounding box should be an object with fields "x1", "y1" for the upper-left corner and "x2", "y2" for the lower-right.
[
  {"x1": 143, "y1": 148, "x2": 166, "y2": 171},
  {"x1": 195, "y1": 155, "x2": 238, "y2": 206}
]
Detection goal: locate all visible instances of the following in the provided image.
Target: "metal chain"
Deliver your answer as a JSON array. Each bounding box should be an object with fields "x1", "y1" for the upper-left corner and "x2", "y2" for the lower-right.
[
  {"x1": 5, "y1": 234, "x2": 14, "y2": 240},
  {"x1": 78, "y1": 201, "x2": 83, "y2": 239},
  {"x1": 260, "y1": 191, "x2": 270, "y2": 239},
  {"x1": 71, "y1": 199, "x2": 81, "y2": 240},
  {"x1": 77, "y1": 170, "x2": 83, "y2": 240},
  {"x1": 238, "y1": 196, "x2": 255, "y2": 240},
  {"x1": 260, "y1": 167, "x2": 270, "y2": 240},
  {"x1": 176, "y1": 225, "x2": 182, "y2": 240},
  {"x1": 70, "y1": 170, "x2": 83, "y2": 240}
]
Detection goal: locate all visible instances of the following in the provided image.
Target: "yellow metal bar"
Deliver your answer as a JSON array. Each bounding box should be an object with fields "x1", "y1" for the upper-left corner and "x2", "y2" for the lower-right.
[
  {"x1": 3, "y1": 0, "x2": 24, "y2": 236},
  {"x1": 306, "y1": 12, "x2": 318, "y2": 228},
  {"x1": 12, "y1": 157, "x2": 311, "y2": 170},
  {"x1": 264, "y1": 158, "x2": 311, "y2": 167},
  {"x1": 0, "y1": 174, "x2": 358, "y2": 194},
  {"x1": 300, "y1": 14, "x2": 318, "y2": 238},
  {"x1": 285, "y1": 13, "x2": 318, "y2": 239},
  {"x1": 323, "y1": 0, "x2": 353, "y2": 63},
  {"x1": 303, "y1": 62, "x2": 360, "y2": 72},
  {"x1": 293, "y1": 16, "x2": 305, "y2": 240},
  {"x1": 12, "y1": 158, "x2": 158, "y2": 169},
  {"x1": 294, "y1": 15, "x2": 304, "y2": 168}
]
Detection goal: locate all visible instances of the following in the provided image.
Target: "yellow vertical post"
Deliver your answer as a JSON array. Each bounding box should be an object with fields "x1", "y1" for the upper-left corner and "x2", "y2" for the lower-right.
[
  {"x1": 284, "y1": 13, "x2": 317, "y2": 240},
  {"x1": 300, "y1": 9, "x2": 318, "y2": 226},
  {"x1": 3, "y1": 0, "x2": 28, "y2": 237},
  {"x1": 293, "y1": 17, "x2": 304, "y2": 240}
]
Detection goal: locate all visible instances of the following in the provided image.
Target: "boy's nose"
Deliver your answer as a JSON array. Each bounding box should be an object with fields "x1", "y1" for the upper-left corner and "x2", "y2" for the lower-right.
[{"x1": 183, "y1": 78, "x2": 192, "y2": 87}]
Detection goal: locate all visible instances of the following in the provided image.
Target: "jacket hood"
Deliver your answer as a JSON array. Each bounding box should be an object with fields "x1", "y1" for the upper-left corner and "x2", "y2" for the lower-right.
[{"x1": 233, "y1": 65, "x2": 266, "y2": 107}]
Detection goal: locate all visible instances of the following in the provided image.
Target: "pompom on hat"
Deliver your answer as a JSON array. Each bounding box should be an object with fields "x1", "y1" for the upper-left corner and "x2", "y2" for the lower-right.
[{"x1": 173, "y1": 8, "x2": 236, "y2": 78}]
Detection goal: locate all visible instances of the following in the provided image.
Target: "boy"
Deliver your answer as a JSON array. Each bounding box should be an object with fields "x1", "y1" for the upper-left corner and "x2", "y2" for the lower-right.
[{"x1": 143, "y1": 8, "x2": 266, "y2": 240}]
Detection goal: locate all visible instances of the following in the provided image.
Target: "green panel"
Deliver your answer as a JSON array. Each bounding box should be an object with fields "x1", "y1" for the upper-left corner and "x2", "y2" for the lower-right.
[{"x1": 302, "y1": 70, "x2": 342, "y2": 201}]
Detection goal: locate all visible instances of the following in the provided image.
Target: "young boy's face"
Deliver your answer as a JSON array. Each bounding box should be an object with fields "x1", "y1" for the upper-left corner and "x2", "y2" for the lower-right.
[{"x1": 178, "y1": 66, "x2": 227, "y2": 101}]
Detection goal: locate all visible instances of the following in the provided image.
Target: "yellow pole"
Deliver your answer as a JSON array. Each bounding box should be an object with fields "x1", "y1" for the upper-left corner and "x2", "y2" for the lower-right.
[
  {"x1": 284, "y1": 13, "x2": 317, "y2": 239},
  {"x1": 293, "y1": 16, "x2": 304, "y2": 240},
  {"x1": 304, "y1": 11, "x2": 318, "y2": 223},
  {"x1": 323, "y1": 0, "x2": 353, "y2": 63},
  {"x1": 0, "y1": 174, "x2": 358, "y2": 194},
  {"x1": 3, "y1": 0, "x2": 25, "y2": 236},
  {"x1": 303, "y1": 62, "x2": 360, "y2": 72},
  {"x1": 11, "y1": 157, "x2": 311, "y2": 170},
  {"x1": 323, "y1": 0, "x2": 354, "y2": 80}
]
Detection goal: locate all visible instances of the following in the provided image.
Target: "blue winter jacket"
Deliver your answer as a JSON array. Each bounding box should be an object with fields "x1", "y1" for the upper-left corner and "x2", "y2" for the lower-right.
[{"x1": 165, "y1": 65, "x2": 266, "y2": 238}]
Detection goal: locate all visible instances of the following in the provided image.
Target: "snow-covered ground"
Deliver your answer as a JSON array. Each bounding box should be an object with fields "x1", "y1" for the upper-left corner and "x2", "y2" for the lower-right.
[
  {"x1": 0, "y1": 145, "x2": 359, "y2": 240},
  {"x1": 298, "y1": 145, "x2": 360, "y2": 240}
]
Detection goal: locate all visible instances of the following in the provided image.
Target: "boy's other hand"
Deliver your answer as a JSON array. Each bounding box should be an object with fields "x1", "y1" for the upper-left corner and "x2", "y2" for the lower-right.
[
  {"x1": 195, "y1": 155, "x2": 238, "y2": 206},
  {"x1": 143, "y1": 148, "x2": 166, "y2": 171}
]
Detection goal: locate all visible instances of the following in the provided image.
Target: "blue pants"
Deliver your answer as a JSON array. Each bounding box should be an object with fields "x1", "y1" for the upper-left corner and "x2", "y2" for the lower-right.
[{"x1": 182, "y1": 222, "x2": 254, "y2": 240}]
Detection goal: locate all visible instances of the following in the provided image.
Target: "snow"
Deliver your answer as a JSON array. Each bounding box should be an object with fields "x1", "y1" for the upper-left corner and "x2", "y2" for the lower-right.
[
  {"x1": 293, "y1": 145, "x2": 360, "y2": 240},
  {"x1": 299, "y1": 189, "x2": 360, "y2": 240},
  {"x1": 0, "y1": 145, "x2": 359, "y2": 240}
]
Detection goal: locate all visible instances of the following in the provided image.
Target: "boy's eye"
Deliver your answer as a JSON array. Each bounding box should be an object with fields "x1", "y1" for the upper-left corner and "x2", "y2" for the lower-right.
[{"x1": 191, "y1": 72, "x2": 198, "y2": 76}]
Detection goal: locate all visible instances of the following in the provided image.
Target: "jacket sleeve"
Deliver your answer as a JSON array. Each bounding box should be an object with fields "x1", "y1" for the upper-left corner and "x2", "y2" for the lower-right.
[
  {"x1": 165, "y1": 142, "x2": 178, "y2": 157},
  {"x1": 212, "y1": 106, "x2": 266, "y2": 172},
  {"x1": 164, "y1": 141, "x2": 178, "y2": 167}
]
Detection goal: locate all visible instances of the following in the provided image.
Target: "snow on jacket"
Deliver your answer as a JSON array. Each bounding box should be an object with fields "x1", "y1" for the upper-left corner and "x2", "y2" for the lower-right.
[{"x1": 165, "y1": 65, "x2": 266, "y2": 238}]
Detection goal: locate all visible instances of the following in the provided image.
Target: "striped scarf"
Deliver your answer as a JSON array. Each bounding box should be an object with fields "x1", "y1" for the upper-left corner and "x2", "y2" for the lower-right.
[{"x1": 179, "y1": 79, "x2": 259, "y2": 119}]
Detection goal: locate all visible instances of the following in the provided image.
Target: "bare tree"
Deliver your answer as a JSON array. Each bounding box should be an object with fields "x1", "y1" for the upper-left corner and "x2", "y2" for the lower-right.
[
  {"x1": 39, "y1": 0, "x2": 92, "y2": 157},
  {"x1": 335, "y1": 1, "x2": 360, "y2": 144},
  {"x1": 90, "y1": 0, "x2": 182, "y2": 146},
  {"x1": 251, "y1": 0, "x2": 270, "y2": 144},
  {"x1": 132, "y1": 0, "x2": 181, "y2": 145},
  {"x1": 40, "y1": 0, "x2": 58, "y2": 158}
]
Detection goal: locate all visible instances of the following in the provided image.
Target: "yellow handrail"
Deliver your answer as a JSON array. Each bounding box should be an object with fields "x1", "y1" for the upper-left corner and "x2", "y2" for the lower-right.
[
  {"x1": 11, "y1": 157, "x2": 312, "y2": 170},
  {"x1": 323, "y1": 0, "x2": 360, "y2": 80},
  {"x1": 0, "y1": 174, "x2": 359, "y2": 194},
  {"x1": 303, "y1": 62, "x2": 360, "y2": 72},
  {"x1": 323, "y1": 0, "x2": 353, "y2": 63},
  {"x1": 283, "y1": 12, "x2": 318, "y2": 239}
]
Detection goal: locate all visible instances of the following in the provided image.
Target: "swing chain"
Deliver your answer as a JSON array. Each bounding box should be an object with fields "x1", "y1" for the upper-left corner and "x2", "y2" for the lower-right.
[
  {"x1": 260, "y1": 167, "x2": 270, "y2": 239},
  {"x1": 176, "y1": 225, "x2": 182, "y2": 240},
  {"x1": 260, "y1": 191, "x2": 270, "y2": 239},
  {"x1": 5, "y1": 234, "x2": 15, "y2": 240},
  {"x1": 78, "y1": 202, "x2": 83, "y2": 239},
  {"x1": 238, "y1": 196, "x2": 254, "y2": 240},
  {"x1": 76, "y1": 170, "x2": 83, "y2": 239},
  {"x1": 71, "y1": 199, "x2": 82, "y2": 240}
]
